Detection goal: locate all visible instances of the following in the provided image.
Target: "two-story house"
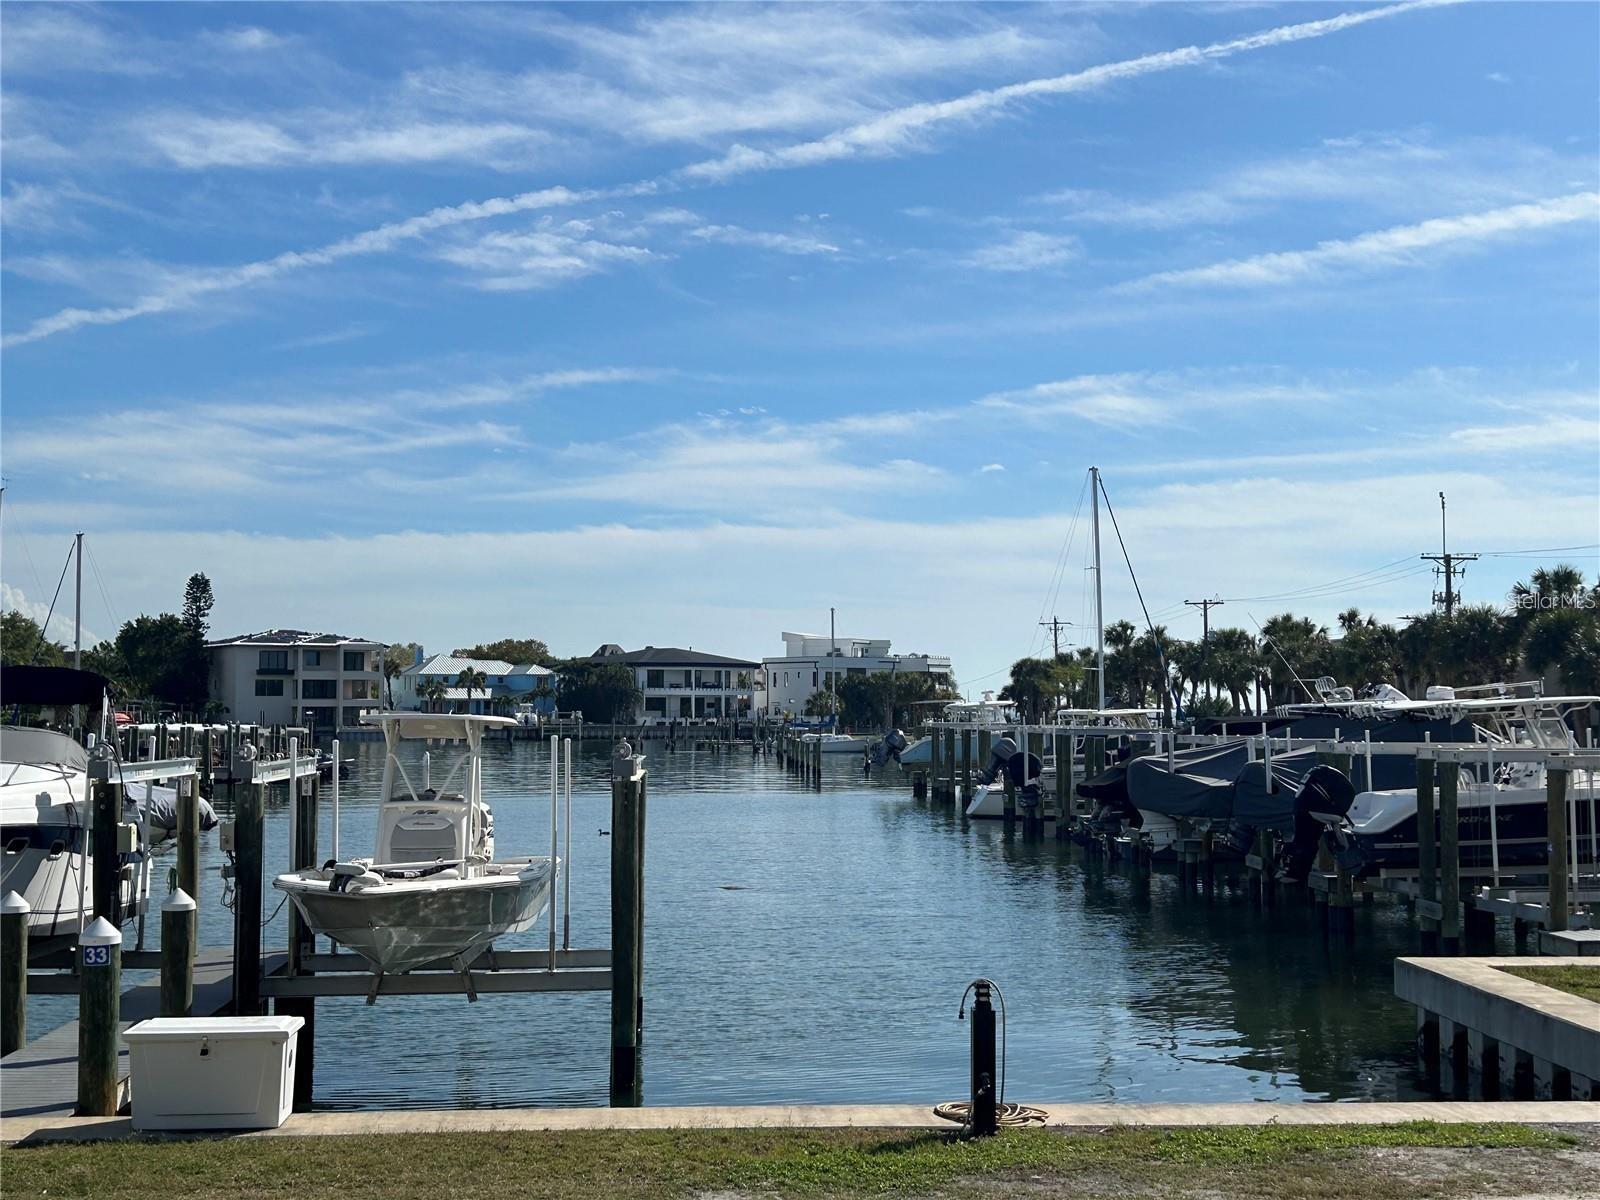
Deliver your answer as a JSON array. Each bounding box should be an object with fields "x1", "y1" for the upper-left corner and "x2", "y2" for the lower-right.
[
  {"x1": 587, "y1": 645, "x2": 758, "y2": 724},
  {"x1": 394, "y1": 653, "x2": 556, "y2": 716},
  {"x1": 760, "y1": 632, "x2": 953, "y2": 717}
]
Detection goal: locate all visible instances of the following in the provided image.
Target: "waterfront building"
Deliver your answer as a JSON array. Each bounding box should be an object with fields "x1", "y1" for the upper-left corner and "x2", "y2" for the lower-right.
[
  {"x1": 394, "y1": 652, "x2": 556, "y2": 716},
  {"x1": 759, "y1": 632, "x2": 953, "y2": 717},
  {"x1": 208, "y1": 629, "x2": 384, "y2": 732},
  {"x1": 586, "y1": 644, "x2": 758, "y2": 724}
]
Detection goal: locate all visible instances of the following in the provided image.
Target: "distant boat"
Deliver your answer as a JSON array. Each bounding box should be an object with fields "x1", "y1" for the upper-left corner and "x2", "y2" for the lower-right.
[
  {"x1": 274, "y1": 713, "x2": 555, "y2": 977},
  {"x1": 799, "y1": 732, "x2": 874, "y2": 754}
]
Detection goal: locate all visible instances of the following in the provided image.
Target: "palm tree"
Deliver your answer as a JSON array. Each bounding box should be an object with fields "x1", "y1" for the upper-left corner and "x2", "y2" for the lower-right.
[
  {"x1": 456, "y1": 667, "x2": 488, "y2": 714},
  {"x1": 421, "y1": 679, "x2": 447, "y2": 713},
  {"x1": 381, "y1": 651, "x2": 407, "y2": 708},
  {"x1": 1208, "y1": 628, "x2": 1257, "y2": 713}
]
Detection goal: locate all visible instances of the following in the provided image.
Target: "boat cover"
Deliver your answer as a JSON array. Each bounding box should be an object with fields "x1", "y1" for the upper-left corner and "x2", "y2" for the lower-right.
[
  {"x1": 1230, "y1": 748, "x2": 1319, "y2": 831},
  {"x1": 1126, "y1": 742, "x2": 1252, "y2": 819},
  {"x1": 1, "y1": 666, "x2": 110, "y2": 707},
  {"x1": 126, "y1": 785, "x2": 220, "y2": 837}
]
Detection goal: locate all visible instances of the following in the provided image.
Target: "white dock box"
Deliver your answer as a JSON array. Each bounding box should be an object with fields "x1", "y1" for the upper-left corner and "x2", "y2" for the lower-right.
[{"x1": 122, "y1": 1016, "x2": 303, "y2": 1130}]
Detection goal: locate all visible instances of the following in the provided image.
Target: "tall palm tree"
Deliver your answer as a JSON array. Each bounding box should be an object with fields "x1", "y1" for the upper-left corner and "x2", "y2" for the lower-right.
[
  {"x1": 1207, "y1": 628, "x2": 1257, "y2": 714},
  {"x1": 456, "y1": 667, "x2": 488, "y2": 714},
  {"x1": 421, "y1": 679, "x2": 447, "y2": 713}
]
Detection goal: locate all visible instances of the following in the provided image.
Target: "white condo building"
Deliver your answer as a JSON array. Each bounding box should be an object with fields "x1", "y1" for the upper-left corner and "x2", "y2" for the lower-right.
[
  {"x1": 208, "y1": 629, "x2": 384, "y2": 731},
  {"x1": 759, "y1": 632, "x2": 953, "y2": 717}
]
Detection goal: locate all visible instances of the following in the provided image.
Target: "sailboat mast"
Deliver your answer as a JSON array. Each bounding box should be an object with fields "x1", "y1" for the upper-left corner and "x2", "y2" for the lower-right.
[
  {"x1": 1091, "y1": 467, "x2": 1105, "y2": 711},
  {"x1": 73, "y1": 531, "x2": 83, "y2": 670}
]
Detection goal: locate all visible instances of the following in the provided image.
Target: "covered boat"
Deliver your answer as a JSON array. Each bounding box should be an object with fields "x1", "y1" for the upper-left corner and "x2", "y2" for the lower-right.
[{"x1": 273, "y1": 713, "x2": 555, "y2": 978}]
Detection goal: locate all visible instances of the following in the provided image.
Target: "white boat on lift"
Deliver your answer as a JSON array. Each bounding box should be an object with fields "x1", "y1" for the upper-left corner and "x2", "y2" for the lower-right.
[
  {"x1": 273, "y1": 713, "x2": 555, "y2": 977},
  {"x1": 799, "y1": 731, "x2": 875, "y2": 754}
]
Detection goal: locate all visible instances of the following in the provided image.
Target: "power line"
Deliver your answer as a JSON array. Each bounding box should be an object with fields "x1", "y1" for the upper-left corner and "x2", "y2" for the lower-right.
[{"x1": 1420, "y1": 490, "x2": 1477, "y2": 617}]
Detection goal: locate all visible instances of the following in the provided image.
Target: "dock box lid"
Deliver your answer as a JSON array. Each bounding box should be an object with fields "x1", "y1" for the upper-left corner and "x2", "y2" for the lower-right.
[{"x1": 123, "y1": 1016, "x2": 304, "y2": 1043}]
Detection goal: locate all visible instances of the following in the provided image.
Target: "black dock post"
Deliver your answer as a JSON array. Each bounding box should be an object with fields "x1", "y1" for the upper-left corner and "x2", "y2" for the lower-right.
[
  {"x1": 1548, "y1": 766, "x2": 1570, "y2": 934},
  {"x1": 90, "y1": 779, "x2": 122, "y2": 926},
  {"x1": 610, "y1": 749, "x2": 647, "y2": 1106},
  {"x1": 2, "y1": 891, "x2": 28, "y2": 1055},
  {"x1": 967, "y1": 980, "x2": 998, "y2": 1137},
  {"x1": 1439, "y1": 761, "x2": 1461, "y2": 955},
  {"x1": 233, "y1": 779, "x2": 265, "y2": 1016},
  {"x1": 160, "y1": 889, "x2": 196, "y2": 1016},
  {"x1": 1417, "y1": 754, "x2": 1440, "y2": 955},
  {"x1": 177, "y1": 776, "x2": 200, "y2": 905},
  {"x1": 76, "y1": 918, "x2": 121, "y2": 1115},
  {"x1": 278, "y1": 765, "x2": 319, "y2": 1112}
]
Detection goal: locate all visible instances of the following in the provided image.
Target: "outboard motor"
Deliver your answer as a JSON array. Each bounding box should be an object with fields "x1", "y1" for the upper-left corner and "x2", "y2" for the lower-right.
[
  {"x1": 975, "y1": 736, "x2": 1018, "y2": 786},
  {"x1": 1005, "y1": 749, "x2": 1045, "y2": 815},
  {"x1": 1282, "y1": 765, "x2": 1357, "y2": 882}
]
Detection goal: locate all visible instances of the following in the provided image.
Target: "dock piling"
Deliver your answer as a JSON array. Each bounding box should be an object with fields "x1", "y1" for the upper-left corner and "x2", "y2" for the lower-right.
[
  {"x1": 1439, "y1": 764, "x2": 1461, "y2": 955},
  {"x1": 2, "y1": 891, "x2": 28, "y2": 1055},
  {"x1": 1548, "y1": 767, "x2": 1570, "y2": 933},
  {"x1": 75, "y1": 917, "x2": 121, "y2": 1116},
  {"x1": 90, "y1": 779, "x2": 122, "y2": 926},
  {"x1": 1416, "y1": 754, "x2": 1440, "y2": 955},
  {"x1": 159, "y1": 889, "x2": 196, "y2": 1017},
  {"x1": 610, "y1": 753, "x2": 647, "y2": 1106}
]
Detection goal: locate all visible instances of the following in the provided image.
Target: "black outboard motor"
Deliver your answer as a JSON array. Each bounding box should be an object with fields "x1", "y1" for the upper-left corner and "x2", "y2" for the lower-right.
[
  {"x1": 1005, "y1": 750, "x2": 1045, "y2": 814},
  {"x1": 1075, "y1": 761, "x2": 1142, "y2": 831},
  {"x1": 1282, "y1": 765, "x2": 1357, "y2": 882},
  {"x1": 974, "y1": 736, "x2": 1018, "y2": 786}
]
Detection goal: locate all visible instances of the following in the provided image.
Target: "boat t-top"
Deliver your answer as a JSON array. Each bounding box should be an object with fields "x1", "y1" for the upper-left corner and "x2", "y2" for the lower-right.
[{"x1": 273, "y1": 712, "x2": 556, "y2": 979}]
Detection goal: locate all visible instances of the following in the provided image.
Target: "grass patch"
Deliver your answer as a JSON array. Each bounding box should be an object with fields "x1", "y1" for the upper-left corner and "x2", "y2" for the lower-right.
[
  {"x1": 0, "y1": 1122, "x2": 1578, "y2": 1200},
  {"x1": 1496, "y1": 963, "x2": 1600, "y2": 1003}
]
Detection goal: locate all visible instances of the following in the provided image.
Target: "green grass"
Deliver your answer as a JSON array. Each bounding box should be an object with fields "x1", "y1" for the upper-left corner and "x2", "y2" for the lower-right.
[
  {"x1": 0, "y1": 1122, "x2": 1581, "y2": 1200},
  {"x1": 1496, "y1": 963, "x2": 1600, "y2": 1003}
]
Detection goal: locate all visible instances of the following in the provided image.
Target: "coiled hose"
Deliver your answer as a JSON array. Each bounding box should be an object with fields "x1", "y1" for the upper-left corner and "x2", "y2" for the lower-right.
[{"x1": 933, "y1": 979, "x2": 1048, "y2": 1128}]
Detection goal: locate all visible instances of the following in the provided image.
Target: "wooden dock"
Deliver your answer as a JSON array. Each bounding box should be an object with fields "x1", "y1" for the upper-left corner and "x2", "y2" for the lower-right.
[{"x1": 0, "y1": 951, "x2": 235, "y2": 1120}]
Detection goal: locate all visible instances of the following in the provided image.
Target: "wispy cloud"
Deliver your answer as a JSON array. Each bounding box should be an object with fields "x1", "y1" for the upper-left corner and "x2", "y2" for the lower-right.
[
  {"x1": 689, "y1": 224, "x2": 840, "y2": 256},
  {"x1": 1126, "y1": 192, "x2": 1600, "y2": 290},
  {"x1": 3, "y1": 1, "x2": 1452, "y2": 348},
  {"x1": 674, "y1": 1, "x2": 1455, "y2": 184},
  {"x1": 960, "y1": 230, "x2": 1077, "y2": 272},
  {"x1": 139, "y1": 114, "x2": 549, "y2": 169},
  {"x1": 433, "y1": 217, "x2": 655, "y2": 290},
  {"x1": 979, "y1": 376, "x2": 1168, "y2": 426}
]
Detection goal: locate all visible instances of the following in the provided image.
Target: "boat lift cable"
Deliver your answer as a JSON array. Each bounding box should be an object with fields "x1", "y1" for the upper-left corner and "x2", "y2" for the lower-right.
[{"x1": 1095, "y1": 476, "x2": 1182, "y2": 721}]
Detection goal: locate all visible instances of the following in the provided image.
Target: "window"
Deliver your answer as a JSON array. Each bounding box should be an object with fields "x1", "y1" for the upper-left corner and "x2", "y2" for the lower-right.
[
  {"x1": 343, "y1": 650, "x2": 365, "y2": 671},
  {"x1": 258, "y1": 650, "x2": 288, "y2": 671},
  {"x1": 254, "y1": 679, "x2": 284, "y2": 696},
  {"x1": 812, "y1": 671, "x2": 818, "y2": 687},
  {"x1": 304, "y1": 650, "x2": 321, "y2": 667},
  {"x1": 770, "y1": 671, "x2": 777, "y2": 688},
  {"x1": 646, "y1": 669, "x2": 664, "y2": 689},
  {"x1": 302, "y1": 679, "x2": 336, "y2": 699}
]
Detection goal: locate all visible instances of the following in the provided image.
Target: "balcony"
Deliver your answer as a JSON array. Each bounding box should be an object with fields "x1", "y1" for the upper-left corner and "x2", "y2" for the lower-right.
[{"x1": 255, "y1": 667, "x2": 294, "y2": 676}]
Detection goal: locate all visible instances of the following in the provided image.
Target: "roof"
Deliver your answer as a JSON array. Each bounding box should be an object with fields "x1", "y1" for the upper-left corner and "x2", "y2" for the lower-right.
[
  {"x1": 588, "y1": 645, "x2": 757, "y2": 668},
  {"x1": 362, "y1": 712, "x2": 516, "y2": 739},
  {"x1": 208, "y1": 629, "x2": 378, "y2": 648},
  {"x1": 405, "y1": 654, "x2": 553, "y2": 678}
]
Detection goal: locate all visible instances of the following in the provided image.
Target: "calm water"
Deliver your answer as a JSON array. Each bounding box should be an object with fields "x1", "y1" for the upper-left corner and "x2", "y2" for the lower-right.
[{"x1": 35, "y1": 739, "x2": 1464, "y2": 1109}]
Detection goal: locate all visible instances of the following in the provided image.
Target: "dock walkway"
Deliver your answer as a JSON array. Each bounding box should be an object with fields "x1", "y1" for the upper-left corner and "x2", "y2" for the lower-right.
[{"x1": 0, "y1": 951, "x2": 235, "y2": 1121}]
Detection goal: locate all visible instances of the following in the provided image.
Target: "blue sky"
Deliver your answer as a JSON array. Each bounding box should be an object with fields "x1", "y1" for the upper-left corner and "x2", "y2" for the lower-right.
[{"x1": 2, "y1": 1, "x2": 1597, "y2": 690}]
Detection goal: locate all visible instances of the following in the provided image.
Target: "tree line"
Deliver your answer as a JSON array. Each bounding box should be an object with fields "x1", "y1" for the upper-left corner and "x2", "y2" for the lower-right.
[{"x1": 1000, "y1": 565, "x2": 1600, "y2": 721}]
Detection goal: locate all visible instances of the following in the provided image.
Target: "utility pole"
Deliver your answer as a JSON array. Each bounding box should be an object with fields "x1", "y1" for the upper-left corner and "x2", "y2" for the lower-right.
[
  {"x1": 1039, "y1": 616, "x2": 1066, "y2": 658},
  {"x1": 828, "y1": 607, "x2": 836, "y2": 707},
  {"x1": 1420, "y1": 492, "x2": 1477, "y2": 617},
  {"x1": 1184, "y1": 597, "x2": 1223, "y2": 700}
]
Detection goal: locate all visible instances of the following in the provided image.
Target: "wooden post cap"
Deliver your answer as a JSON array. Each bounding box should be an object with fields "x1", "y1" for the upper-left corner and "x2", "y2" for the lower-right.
[
  {"x1": 79, "y1": 917, "x2": 122, "y2": 947},
  {"x1": 2, "y1": 891, "x2": 30, "y2": 915},
  {"x1": 162, "y1": 889, "x2": 197, "y2": 913}
]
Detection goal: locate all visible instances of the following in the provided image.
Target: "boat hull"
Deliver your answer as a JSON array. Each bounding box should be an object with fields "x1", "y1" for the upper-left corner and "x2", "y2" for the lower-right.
[
  {"x1": 274, "y1": 858, "x2": 556, "y2": 974},
  {"x1": 1350, "y1": 787, "x2": 1598, "y2": 873}
]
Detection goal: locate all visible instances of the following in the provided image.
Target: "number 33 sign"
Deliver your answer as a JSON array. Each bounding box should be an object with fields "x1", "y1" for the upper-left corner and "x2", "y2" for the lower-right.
[{"x1": 82, "y1": 944, "x2": 112, "y2": 967}]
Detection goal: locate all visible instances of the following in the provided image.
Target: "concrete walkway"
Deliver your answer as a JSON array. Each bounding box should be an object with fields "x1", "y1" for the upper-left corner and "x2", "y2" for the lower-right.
[{"x1": 6, "y1": 1100, "x2": 1598, "y2": 1143}]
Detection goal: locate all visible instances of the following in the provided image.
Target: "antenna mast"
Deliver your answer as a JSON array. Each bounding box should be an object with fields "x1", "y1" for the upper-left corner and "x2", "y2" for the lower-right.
[{"x1": 1420, "y1": 491, "x2": 1477, "y2": 616}]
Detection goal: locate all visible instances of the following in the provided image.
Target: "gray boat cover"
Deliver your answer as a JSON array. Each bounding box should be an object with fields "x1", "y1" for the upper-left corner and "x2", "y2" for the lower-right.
[
  {"x1": 1230, "y1": 748, "x2": 1320, "y2": 831},
  {"x1": 124, "y1": 784, "x2": 219, "y2": 839},
  {"x1": 1126, "y1": 742, "x2": 1251, "y2": 819}
]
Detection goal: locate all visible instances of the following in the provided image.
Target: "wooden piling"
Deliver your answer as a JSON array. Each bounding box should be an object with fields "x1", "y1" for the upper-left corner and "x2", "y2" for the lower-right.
[
  {"x1": 610, "y1": 757, "x2": 647, "y2": 1106},
  {"x1": 177, "y1": 776, "x2": 200, "y2": 905},
  {"x1": 160, "y1": 889, "x2": 196, "y2": 1017},
  {"x1": 76, "y1": 918, "x2": 121, "y2": 1116},
  {"x1": 2, "y1": 891, "x2": 28, "y2": 1055},
  {"x1": 90, "y1": 779, "x2": 122, "y2": 926},
  {"x1": 200, "y1": 728, "x2": 214, "y2": 799},
  {"x1": 1439, "y1": 763, "x2": 1461, "y2": 955},
  {"x1": 1416, "y1": 755, "x2": 1440, "y2": 955},
  {"x1": 960, "y1": 730, "x2": 973, "y2": 808},
  {"x1": 943, "y1": 728, "x2": 957, "y2": 807},
  {"x1": 233, "y1": 780, "x2": 265, "y2": 1016},
  {"x1": 1054, "y1": 732, "x2": 1070, "y2": 840},
  {"x1": 1548, "y1": 767, "x2": 1570, "y2": 934}
]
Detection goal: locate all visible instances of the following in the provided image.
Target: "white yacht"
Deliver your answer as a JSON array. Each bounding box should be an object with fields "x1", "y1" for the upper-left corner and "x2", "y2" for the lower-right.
[
  {"x1": 273, "y1": 713, "x2": 555, "y2": 977},
  {"x1": 799, "y1": 731, "x2": 874, "y2": 754},
  {"x1": 899, "y1": 696, "x2": 1019, "y2": 764},
  {"x1": 1, "y1": 668, "x2": 151, "y2": 941}
]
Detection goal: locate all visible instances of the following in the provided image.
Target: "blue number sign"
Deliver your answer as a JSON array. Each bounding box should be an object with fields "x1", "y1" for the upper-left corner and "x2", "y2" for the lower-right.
[{"x1": 81, "y1": 944, "x2": 111, "y2": 967}]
